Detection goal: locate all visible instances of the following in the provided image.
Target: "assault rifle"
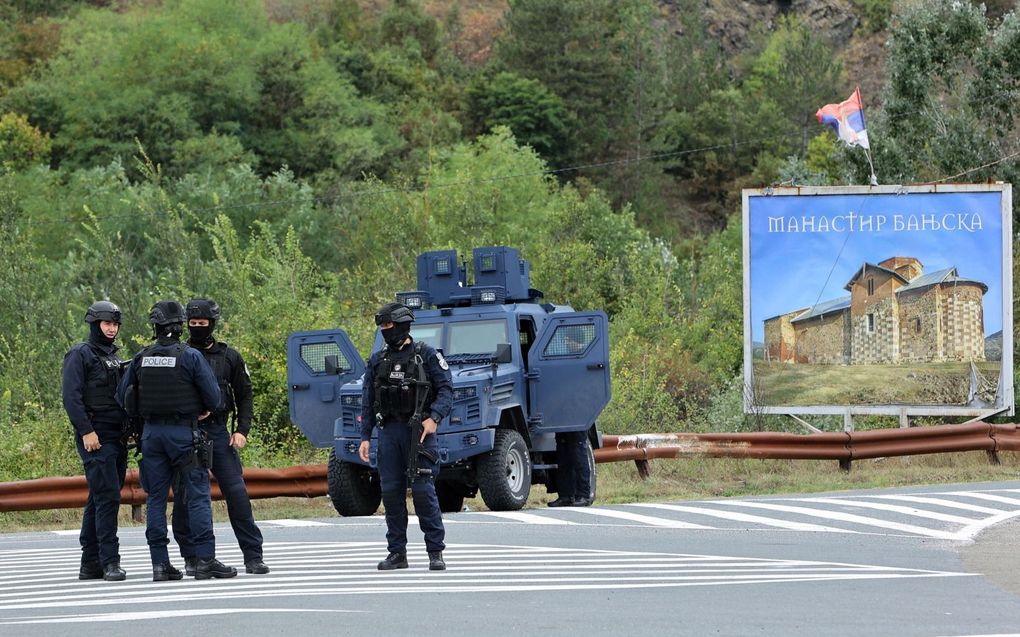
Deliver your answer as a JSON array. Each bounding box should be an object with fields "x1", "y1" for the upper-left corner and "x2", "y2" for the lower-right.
[{"x1": 405, "y1": 350, "x2": 438, "y2": 482}]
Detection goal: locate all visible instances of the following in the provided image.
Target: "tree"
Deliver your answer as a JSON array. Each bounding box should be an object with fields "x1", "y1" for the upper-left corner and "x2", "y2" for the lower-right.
[
  {"x1": 465, "y1": 72, "x2": 573, "y2": 161},
  {"x1": 0, "y1": 112, "x2": 50, "y2": 172},
  {"x1": 2, "y1": 0, "x2": 399, "y2": 180}
]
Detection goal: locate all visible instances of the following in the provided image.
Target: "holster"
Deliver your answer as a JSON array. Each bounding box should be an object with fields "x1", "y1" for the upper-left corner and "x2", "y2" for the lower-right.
[{"x1": 192, "y1": 427, "x2": 213, "y2": 471}]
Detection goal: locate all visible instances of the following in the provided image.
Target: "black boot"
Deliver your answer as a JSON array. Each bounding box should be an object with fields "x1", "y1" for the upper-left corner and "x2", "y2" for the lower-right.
[
  {"x1": 152, "y1": 562, "x2": 183, "y2": 582},
  {"x1": 548, "y1": 496, "x2": 574, "y2": 507},
  {"x1": 377, "y1": 552, "x2": 408, "y2": 571},
  {"x1": 184, "y1": 557, "x2": 198, "y2": 577},
  {"x1": 79, "y1": 561, "x2": 103, "y2": 580},
  {"x1": 245, "y1": 558, "x2": 270, "y2": 574},
  {"x1": 102, "y1": 562, "x2": 126, "y2": 582},
  {"x1": 572, "y1": 496, "x2": 594, "y2": 507},
  {"x1": 195, "y1": 558, "x2": 238, "y2": 580},
  {"x1": 428, "y1": 551, "x2": 446, "y2": 571}
]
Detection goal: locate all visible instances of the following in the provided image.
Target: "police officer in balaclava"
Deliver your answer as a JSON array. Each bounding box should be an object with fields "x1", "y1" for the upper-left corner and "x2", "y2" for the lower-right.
[
  {"x1": 170, "y1": 298, "x2": 268, "y2": 576},
  {"x1": 359, "y1": 302, "x2": 454, "y2": 571}
]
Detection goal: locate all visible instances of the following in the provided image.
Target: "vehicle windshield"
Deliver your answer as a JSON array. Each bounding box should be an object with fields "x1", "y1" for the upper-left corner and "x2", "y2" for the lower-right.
[
  {"x1": 447, "y1": 319, "x2": 508, "y2": 355},
  {"x1": 410, "y1": 323, "x2": 442, "y2": 349}
]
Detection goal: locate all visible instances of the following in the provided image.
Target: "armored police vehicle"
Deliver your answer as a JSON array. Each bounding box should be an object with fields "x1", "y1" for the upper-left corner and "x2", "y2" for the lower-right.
[{"x1": 286, "y1": 247, "x2": 610, "y2": 515}]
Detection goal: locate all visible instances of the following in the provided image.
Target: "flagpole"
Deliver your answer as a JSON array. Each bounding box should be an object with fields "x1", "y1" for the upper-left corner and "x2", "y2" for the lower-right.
[
  {"x1": 863, "y1": 148, "x2": 878, "y2": 186},
  {"x1": 854, "y1": 87, "x2": 879, "y2": 186}
]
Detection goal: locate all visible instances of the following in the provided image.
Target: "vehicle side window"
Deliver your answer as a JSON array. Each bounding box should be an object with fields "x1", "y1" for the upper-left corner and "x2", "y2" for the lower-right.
[
  {"x1": 300, "y1": 342, "x2": 350, "y2": 373},
  {"x1": 543, "y1": 324, "x2": 595, "y2": 356}
]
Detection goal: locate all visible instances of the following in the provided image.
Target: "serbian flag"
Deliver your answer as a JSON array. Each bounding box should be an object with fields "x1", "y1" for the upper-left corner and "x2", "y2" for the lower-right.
[{"x1": 816, "y1": 87, "x2": 870, "y2": 150}]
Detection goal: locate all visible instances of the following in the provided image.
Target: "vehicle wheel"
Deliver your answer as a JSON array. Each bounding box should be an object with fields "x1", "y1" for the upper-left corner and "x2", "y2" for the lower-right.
[
  {"x1": 477, "y1": 429, "x2": 532, "y2": 511},
  {"x1": 326, "y1": 450, "x2": 381, "y2": 517},
  {"x1": 435, "y1": 481, "x2": 466, "y2": 513}
]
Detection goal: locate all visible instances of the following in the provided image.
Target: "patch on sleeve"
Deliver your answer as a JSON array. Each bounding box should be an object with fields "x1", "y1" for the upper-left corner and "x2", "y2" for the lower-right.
[{"x1": 435, "y1": 351, "x2": 449, "y2": 370}]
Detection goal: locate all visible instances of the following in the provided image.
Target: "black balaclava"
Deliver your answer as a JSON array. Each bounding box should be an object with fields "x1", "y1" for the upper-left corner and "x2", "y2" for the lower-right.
[
  {"x1": 188, "y1": 320, "x2": 216, "y2": 348},
  {"x1": 382, "y1": 322, "x2": 411, "y2": 349},
  {"x1": 89, "y1": 321, "x2": 116, "y2": 346}
]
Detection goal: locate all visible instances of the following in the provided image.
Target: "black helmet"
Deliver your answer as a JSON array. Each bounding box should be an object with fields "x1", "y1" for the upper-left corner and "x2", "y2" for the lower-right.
[
  {"x1": 148, "y1": 300, "x2": 186, "y2": 326},
  {"x1": 84, "y1": 300, "x2": 121, "y2": 324},
  {"x1": 375, "y1": 302, "x2": 414, "y2": 325},
  {"x1": 186, "y1": 298, "x2": 221, "y2": 321}
]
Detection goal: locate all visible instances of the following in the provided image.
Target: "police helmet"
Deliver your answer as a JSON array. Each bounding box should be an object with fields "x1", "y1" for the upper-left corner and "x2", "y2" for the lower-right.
[
  {"x1": 148, "y1": 300, "x2": 186, "y2": 326},
  {"x1": 186, "y1": 298, "x2": 221, "y2": 321},
  {"x1": 375, "y1": 302, "x2": 414, "y2": 325},
  {"x1": 84, "y1": 300, "x2": 122, "y2": 324}
]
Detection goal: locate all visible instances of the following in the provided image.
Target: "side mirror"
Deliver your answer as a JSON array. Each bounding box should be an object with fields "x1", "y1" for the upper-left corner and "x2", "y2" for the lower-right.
[
  {"x1": 324, "y1": 354, "x2": 340, "y2": 376},
  {"x1": 493, "y1": 343, "x2": 512, "y2": 364}
]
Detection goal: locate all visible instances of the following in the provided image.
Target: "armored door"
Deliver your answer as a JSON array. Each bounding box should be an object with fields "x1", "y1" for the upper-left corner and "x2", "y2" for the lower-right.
[
  {"x1": 286, "y1": 330, "x2": 365, "y2": 448},
  {"x1": 526, "y1": 312, "x2": 610, "y2": 433}
]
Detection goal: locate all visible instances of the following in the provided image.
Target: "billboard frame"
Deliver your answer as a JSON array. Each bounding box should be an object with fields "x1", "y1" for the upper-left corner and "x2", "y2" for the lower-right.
[{"x1": 742, "y1": 183, "x2": 1014, "y2": 418}]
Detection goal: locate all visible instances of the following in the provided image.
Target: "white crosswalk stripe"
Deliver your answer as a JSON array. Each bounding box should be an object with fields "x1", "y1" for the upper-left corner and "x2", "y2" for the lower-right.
[
  {"x1": 0, "y1": 542, "x2": 970, "y2": 622},
  {"x1": 625, "y1": 502, "x2": 856, "y2": 533},
  {"x1": 36, "y1": 487, "x2": 1020, "y2": 548},
  {"x1": 310, "y1": 486, "x2": 1020, "y2": 541}
]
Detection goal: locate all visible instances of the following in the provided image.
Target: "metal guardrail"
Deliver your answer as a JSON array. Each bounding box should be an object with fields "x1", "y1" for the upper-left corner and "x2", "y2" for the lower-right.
[
  {"x1": 0, "y1": 465, "x2": 327, "y2": 513},
  {"x1": 1, "y1": 422, "x2": 1016, "y2": 512}
]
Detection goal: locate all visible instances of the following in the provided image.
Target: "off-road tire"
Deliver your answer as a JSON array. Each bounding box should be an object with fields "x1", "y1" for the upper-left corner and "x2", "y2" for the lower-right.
[
  {"x1": 326, "y1": 451, "x2": 381, "y2": 516},
  {"x1": 477, "y1": 429, "x2": 532, "y2": 511}
]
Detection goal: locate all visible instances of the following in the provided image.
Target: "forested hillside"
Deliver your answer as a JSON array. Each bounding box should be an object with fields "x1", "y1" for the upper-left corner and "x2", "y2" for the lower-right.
[{"x1": 1, "y1": 0, "x2": 1017, "y2": 479}]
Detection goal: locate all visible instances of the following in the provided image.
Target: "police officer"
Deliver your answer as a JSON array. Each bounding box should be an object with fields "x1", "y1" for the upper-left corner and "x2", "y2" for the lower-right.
[
  {"x1": 117, "y1": 300, "x2": 236, "y2": 581},
  {"x1": 358, "y1": 303, "x2": 453, "y2": 571},
  {"x1": 61, "y1": 301, "x2": 129, "y2": 581},
  {"x1": 547, "y1": 430, "x2": 593, "y2": 507},
  {"x1": 171, "y1": 298, "x2": 269, "y2": 576}
]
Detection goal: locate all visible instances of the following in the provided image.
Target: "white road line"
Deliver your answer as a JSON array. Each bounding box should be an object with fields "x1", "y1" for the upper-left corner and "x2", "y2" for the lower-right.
[
  {"x1": 472, "y1": 511, "x2": 578, "y2": 525},
  {"x1": 261, "y1": 519, "x2": 333, "y2": 527},
  {"x1": 942, "y1": 492, "x2": 1020, "y2": 507},
  {"x1": 625, "y1": 503, "x2": 857, "y2": 533},
  {"x1": 0, "y1": 573, "x2": 974, "y2": 612},
  {"x1": 953, "y1": 510, "x2": 1020, "y2": 542},
  {"x1": 0, "y1": 608, "x2": 361, "y2": 624},
  {"x1": 787, "y1": 497, "x2": 977, "y2": 524},
  {"x1": 554, "y1": 508, "x2": 714, "y2": 529},
  {"x1": 0, "y1": 542, "x2": 973, "y2": 617},
  {"x1": 860, "y1": 495, "x2": 1005, "y2": 515},
  {"x1": 710, "y1": 501, "x2": 960, "y2": 539}
]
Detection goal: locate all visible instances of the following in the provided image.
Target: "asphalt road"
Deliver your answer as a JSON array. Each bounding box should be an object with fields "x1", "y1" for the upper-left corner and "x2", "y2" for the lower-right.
[{"x1": 2, "y1": 481, "x2": 1020, "y2": 637}]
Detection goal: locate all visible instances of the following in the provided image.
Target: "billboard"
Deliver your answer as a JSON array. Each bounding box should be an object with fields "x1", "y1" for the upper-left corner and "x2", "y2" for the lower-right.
[{"x1": 742, "y1": 184, "x2": 1013, "y2": 416}]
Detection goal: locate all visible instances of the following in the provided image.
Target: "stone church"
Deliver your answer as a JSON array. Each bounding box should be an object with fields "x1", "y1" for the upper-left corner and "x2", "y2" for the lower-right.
[{"x1": 764, "y1": 256, "x2": 987, "y2": 365}]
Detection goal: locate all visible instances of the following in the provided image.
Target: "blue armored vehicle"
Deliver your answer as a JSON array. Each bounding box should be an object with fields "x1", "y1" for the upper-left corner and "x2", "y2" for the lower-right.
[{"x1": 286, "y1": 247, "x2": 610, "y2": 515}]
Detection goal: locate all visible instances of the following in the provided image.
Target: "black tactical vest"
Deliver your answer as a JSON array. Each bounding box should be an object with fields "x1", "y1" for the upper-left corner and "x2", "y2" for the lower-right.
[
  {"x1": 202, "y1": 346, "x2": 234, "y2": 417},
  {"x1": 137, "y1": 342, "x2": 203, "y2": 419},
  {"x1": 80, "y1": 343, "x2": 123, "y2": 417},
  {"x1": 373, "y1": 342, "x2": 431, "y2": 421}
]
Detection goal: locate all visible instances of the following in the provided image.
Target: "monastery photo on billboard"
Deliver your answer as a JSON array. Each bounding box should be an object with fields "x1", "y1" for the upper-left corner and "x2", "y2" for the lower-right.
[{"x1": 763, "y1": 256, "x2": 996, "y2": 366}]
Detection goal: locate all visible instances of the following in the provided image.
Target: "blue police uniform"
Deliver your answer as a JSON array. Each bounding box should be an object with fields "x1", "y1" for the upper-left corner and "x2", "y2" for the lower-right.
[
  {"x1": 361, "y1": 339, "x2": 453, "y2": 557},
  {"x1": 172, "y1": 341, "x2": 264, "y2": 567},
  {"x1": 117, "y1": 337, "x2": 221, "y2": 567},
  {"x1": 61, "y1": 338, "x2": 128, "y2": 574}
]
